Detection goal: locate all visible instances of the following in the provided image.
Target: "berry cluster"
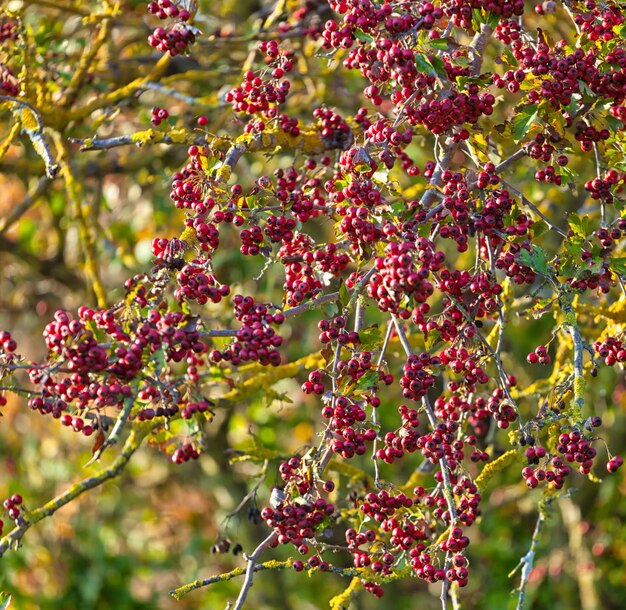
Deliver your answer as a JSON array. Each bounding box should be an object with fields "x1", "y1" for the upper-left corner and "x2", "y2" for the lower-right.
[
  {"x1": 574, "y1": 3, "x2": 624, "y2": 41},
  {"x1": 584, "y1": 170, "x2": 624, "y2": 203},
  {"x1": 175, "y1": 259, "x2": 230, "y2": 305},
  {"x1": 150, "y1": 106, "x2": 170, "y2": 126},
  {"x1": 0, "y1": 64, "x2": 19, "y2": 96},
  {"x1": 526, "y1": 344, "x2": 551, "y2": 365},
  {"x1": 209, "y1": 295, "x2": 283, "y2": 366},
  {"x1": 367, "y1": 240, "x2": 439, "y2": 314},
  {"x1": 406, "y1": 87, "x2": 495, "y2": 136},
  {"x1": 43, "y1": 310, "x2": 108, "y2": 373},
  {"x1": 171, "y1": 442, "x2": 200, "y2": 464},
  {"x1": 147, "y1": 0, "x2": 195, "y2": 56},
  {"x1": 225, "y1": 41, "x2": 293, "y2": 118},
  {"x1": 261, "y1": 496, "x2": 334, "y2": 548},
  {"x1": 316, "y1": 315, "x2": 360, "y2": 346},
  {"x1": 594, "y1": 337, "x2": 626, "y2": 365},
  {"x1": 400, "y1": 352, "x2": 438, "y2": 401},
  {"x1": 443, "y1": 0, "x2": 524, "y2": 29},
  {"x1": 1, "y1": 494, "x2": 23, "y2": 535}
]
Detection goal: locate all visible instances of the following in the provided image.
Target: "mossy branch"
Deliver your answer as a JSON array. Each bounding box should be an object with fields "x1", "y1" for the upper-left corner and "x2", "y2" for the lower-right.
[{"x1": 0, "y1": 428, "x2": 146, "y2": 558}]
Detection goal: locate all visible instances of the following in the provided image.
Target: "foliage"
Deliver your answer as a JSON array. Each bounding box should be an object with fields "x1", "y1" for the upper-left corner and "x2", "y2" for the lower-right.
[{"x1": 0, "y1": 1, "x2": 625, "y2": 609}]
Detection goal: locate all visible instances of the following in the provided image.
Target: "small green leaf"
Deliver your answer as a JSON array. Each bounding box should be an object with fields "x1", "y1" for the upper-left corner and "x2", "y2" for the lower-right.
[
  {"x1": 564, "y1": 237, "x2": 584, "y2": 258},
  {"x1": 353, "y1": 369, "x2": 379, "y2": 391},
  {"x1": 518, "y1": 244, "x2": 549, "y2": 275},
  {"x1": 428, "y1": 37, "x2": 450, "y2": 50},
  {"x1": 529, "y1": 298, "x2": 554, "y2": 319},
  {"x1": 354, "y1": 30, "x2": 373, "y2": 43},
  {"x1": 0, "y1": 592, "x2": 12, "y2": 610},
  {"x1": 321, "y1": 302, "x2": 338, "y2": 318},
  {"x1": 501, "y1": 47, "x2": 518, "y2": 67},
  {"x1": 610, "y1": 257, "x2": 626, "y2": 277},
  {"x1": 567, "y1": 215, "x2": 590, "y2": 238},
  {"x1": 511, "y1": 104, "x2": 538, "y2": 142},
  {"x1": 415, "y1": 53, "x2": 435, "y2": 74},
  {"x1": 339, "y1": 282, "x2": 350, "y2": 307},
  {"x1": 358, "y1": 325, "x2": 383, "y2": 351},
  {"x1": 531, "y1": 220, "x2": 549, "y2": 238},
  {"x1": 424, "y1": 329, "x2": 442, "y2": 351},
  {"x1": 429, "y1": 55, "x2": 447, "y2": 78}
]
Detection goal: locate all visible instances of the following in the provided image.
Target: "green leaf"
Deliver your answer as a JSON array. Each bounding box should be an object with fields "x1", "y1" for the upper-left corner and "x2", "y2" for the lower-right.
[
  {"x1": 501, "y1": 46, "x2": 518, "y2": 67},
  {"x1": 354, "y1": 30, "x2": 373, "y2": 43},
  {"x1": 424, "y1": 329, "x2": 442, "y2": 351},
  {"x1": 339, "y1": 281, "x2": 350, "y2": 307},
  {"x1": 531, "y1": 220, "x2": 549, "y2": 238},
  {"x1": 567, "y1": 215, "x2": 590, "y2": 238},
  {"x1": 353, "y1": 369, "x2": 379, "y2": 391},
  {"x1": 428, "y1": 37, "x2": 450, "y2": 50},
  {"x1": 529, "y1": 298, "x2": 554, "y2": 320},
  {"x1": 557, "y1": 164, "x2": 577, "y2": 182},
  {"x1": 321, "y1": 302, "x2": 338, "y2": 319},
  {"x1": 511, "y1": 104, "x2": 538, "y2": 142},
  {"x1": 487, "y1": 11, "x2": 501, "y2": 29},
  {"x1": 0, "y1": 593, "x2": 12, "y2": 610},
  {"x1": 610, "y1": 257, "x2": 626, "y2": 277},
  {"x1": 429, "y1": 55, "x2": 447, "y2": 78},
  {"x1": 415, "y1": 53, "x2": 446, "y2": 78},
  {"x1": 563, "y1": 236, "x2": 584, "y2": 258},
  {"x1": 518, "y1": 244, "x2": 549, "y2": 275},
  {"x1": 415, "y1": 53, "x2": 435, "y2": 74},
  {"x1": 358, "y1": 324, "x2": 382, "y2": 350}
]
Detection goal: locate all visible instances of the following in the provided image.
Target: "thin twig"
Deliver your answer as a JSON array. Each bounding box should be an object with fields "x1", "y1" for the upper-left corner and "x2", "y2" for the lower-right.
[
  {"x1": 391, "y1": 315, "x2": 458, "y2": 610},
  {"x1": 500, "y1": 179, "x2": 568, "y2": 238},
  {"x1": 84, "y1": 396, "x2": 134, "y2": 466},
  {"x1": 0, "y1": 175, "x2": 50, "y2": 236},
  {"x1": 232, "y1": 532, "x2": 277, "y2": 610},
  {"x1": 372, "y1": 320, "x2": 394, "y2": 487},
  {"x1": 512, "y1": 500, "x2": 552, "y2": 610}
]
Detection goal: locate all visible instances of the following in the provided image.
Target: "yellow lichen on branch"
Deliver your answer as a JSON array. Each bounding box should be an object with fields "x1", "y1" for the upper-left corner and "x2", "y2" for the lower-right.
[
  {"x1": 329, "y1": 577, "x2": 362, "y2": 610},
  {"x1": 475, "y1": 449, "x2": 521, "y2": 491},
  {"x1": 52, "y1": 133, "x2": 107, "y2": 306}
]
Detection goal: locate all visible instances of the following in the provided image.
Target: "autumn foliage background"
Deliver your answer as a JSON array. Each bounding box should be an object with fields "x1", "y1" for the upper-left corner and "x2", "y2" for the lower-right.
[{"x1": 0, "y1": 0, "x2": 625, "y2": 609}]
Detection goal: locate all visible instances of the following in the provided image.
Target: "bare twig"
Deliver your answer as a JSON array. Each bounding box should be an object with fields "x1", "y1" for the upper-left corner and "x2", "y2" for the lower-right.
[
  {"x1": 231, "y1": 532, "x2": 277, "y2": 610},
  {"x1": 512, "y1": 501, "x2": 551, "y2": 610},
  {"x1": 500, "y1": 179, "x2": 568, "y2": 238}
]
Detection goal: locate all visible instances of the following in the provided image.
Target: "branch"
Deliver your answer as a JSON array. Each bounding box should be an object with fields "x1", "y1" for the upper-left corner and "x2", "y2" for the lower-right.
[
  {"x1": 84, "y1": 396, "x2": 134, "y2": 466},
  {"x1": 561, "y1": 294, "x2": 586, "y2": 421},
  {"x1": 512, "y1": 499, "x2": 552, "y2": 610},
  {"x1": 0, "y1": 175, "x2": 50, "y2": 236},
  {"x1": 0, "y1": 95, "x2": 59, "y2": 178},
  {"x1": 0, "y1": 427, "x2": 146, "y2": 557},
  {"x1": 171, "y1": 557, "x2": 410, "y2": 600},
  {"x1": 500, "y1": 179, "x2": 568, "y2": 238},
  {"x1": 231, "y1": 532, "x2": 277, "y2": 610},
  {"x1": 391, "y1": 315, "x2": 459, "y2": 610},
  {"x1": 74, "y1": 131, "x2": 211, "y2": 151}
]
